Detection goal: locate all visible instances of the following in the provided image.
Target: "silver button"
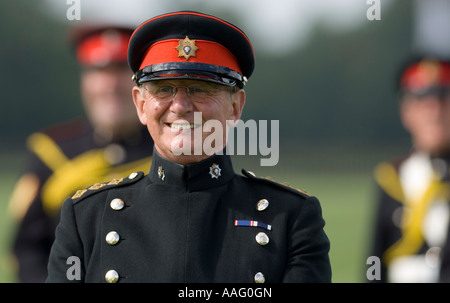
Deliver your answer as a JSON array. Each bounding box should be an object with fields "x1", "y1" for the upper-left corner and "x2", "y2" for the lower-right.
[
  {"x1": 105, "y1": 269, "x2": 119, "y2": 283},
  {"x1": 110, "y1": 198, "x2": 125, "y2": 211},
  {"x1": 105, "y1": 231, "x2": 120, "y2": 245},
  {"x1": 255, "y1": 232, "x2": 269, "y2": 245},
  {"x1": 256, "y1": 199, "x2": 269, "y2": 211},
  {"x1": 128, "y1": 172, "x2": 138, "y2": 179},
  {"x1": 254, "y1": 272, "x2": 265, "y2": 283}
]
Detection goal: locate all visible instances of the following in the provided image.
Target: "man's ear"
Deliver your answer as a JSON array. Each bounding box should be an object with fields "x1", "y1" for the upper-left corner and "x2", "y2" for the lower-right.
[
  {"x1": 229, "y1": 89, "x2": 246, "y2": 122},
  {"x1": 132, "y1": 86, "x2": 147, "y2": 125}
]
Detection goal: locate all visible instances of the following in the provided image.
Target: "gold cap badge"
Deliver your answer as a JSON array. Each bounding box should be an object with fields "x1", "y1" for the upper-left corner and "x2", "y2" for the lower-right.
[{"x1": 176, "y1": 36, "x2": 199, "y2": 60}]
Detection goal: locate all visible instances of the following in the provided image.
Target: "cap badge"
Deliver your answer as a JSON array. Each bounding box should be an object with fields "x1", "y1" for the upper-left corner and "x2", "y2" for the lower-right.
[
  {"x1": 209, "y1": 163, "x2": 221, "y2": 179},
  {"x1": 417, "y1": 60, "x2": 441, "y2": 87},
  {"x1": 176, "y1": 36, "x2": 199, "y2": 60}
]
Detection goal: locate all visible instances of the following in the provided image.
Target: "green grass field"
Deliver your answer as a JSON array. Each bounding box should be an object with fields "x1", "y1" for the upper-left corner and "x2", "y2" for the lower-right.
[{"x1": 0, "y1": 146, "x2": 395, "y2": 283}]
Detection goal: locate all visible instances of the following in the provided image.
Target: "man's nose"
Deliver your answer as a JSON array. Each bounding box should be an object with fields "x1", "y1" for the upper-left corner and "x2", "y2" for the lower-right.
[{"x1": 169, "y1": 88, "x2": 194, "y2": 116}]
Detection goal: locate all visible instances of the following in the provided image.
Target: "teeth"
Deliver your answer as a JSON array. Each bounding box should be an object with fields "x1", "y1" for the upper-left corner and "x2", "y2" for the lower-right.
[{"x1": 170, "y1": 123, "x2": 199, "y2": 130}]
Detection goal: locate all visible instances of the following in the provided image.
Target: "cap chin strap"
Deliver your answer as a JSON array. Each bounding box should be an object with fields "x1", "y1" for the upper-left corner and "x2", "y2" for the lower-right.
[{"x1": 134, "y1": 62, "x2": 247, "y2": 88}]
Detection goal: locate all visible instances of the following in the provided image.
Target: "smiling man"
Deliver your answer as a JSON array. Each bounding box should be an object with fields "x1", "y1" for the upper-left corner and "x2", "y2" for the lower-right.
[
  {"x1": 133, "y1": 79, "x2": 244, "y2": 163},
  {"x1": 46, "y1": 11, "x2": 331, "y2": 283}
]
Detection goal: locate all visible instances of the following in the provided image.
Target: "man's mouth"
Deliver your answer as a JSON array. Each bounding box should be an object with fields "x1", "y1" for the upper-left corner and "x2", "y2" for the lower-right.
[{"x1": 168, "y1": 123, "x2": 201, "y2": 130}]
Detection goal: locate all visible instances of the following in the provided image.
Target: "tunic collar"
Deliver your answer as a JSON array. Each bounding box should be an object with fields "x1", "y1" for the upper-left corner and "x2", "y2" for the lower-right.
[{"x1": 148, "y1": 148, "x2": 235, "y2": 191}]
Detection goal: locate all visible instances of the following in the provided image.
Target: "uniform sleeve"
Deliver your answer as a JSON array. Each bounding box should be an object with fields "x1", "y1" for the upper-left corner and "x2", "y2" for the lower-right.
[
  {"x1": 282, "y1": 196, "x2": 332, "y2": 283},
  {"x1": 46, "y1": 198, "x2": 85, "y2": 283},
  {"x1": 10, "y1": 149, "x2": 55, "y2": 282}
]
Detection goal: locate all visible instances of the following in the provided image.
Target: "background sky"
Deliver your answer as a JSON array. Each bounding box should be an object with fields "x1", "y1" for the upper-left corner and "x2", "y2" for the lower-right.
[{"x1": 41, "y1": 0, "x2": 393, "y2": 53}]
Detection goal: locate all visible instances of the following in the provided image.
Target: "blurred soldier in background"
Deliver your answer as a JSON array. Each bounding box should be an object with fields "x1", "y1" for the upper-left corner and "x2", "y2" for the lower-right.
[
  {"x1": 370, "y1": 56, "x2": 450, "y2": 282},
  {"x1": 8, "y1": 23, "x2": 154, "y2": 282}
]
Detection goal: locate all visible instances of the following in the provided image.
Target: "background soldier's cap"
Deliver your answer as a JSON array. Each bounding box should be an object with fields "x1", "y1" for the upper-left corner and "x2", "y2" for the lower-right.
[
  {"x1": 128, "y1": 10, "x2": 255, "y2": 88},
  {"x1": 398, "y1": 56, "x2": 450, "y2": 97},
  {"x1": 68, "y1": 22, "x2": 134, "y2": 67}
]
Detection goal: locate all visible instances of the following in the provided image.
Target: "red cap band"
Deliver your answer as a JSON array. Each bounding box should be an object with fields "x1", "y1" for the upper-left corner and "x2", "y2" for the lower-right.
[
  {"x1": 401, "y1": 60, "x2": 450, "y2": 91},
  {"x1": 77, "y1": 30, "x2": 130, "y2": 67},
  {"x1": 138, "y1": 38, "x2": 242, "y2": 75}
]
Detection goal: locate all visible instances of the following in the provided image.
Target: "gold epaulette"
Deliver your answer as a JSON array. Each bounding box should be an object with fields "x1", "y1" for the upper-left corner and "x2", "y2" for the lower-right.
[
  {"x1": 242, "y1": 169, "x2": 311, "y2": 198},
  {"x1": 71, "y1": 171, "x2": 145, "y2": 203}
]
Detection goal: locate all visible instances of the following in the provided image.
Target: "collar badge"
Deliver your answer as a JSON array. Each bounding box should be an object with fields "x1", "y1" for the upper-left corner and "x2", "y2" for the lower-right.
[
  {"x1": 158, "y1": 166, "x2": 165, "y2": 181},
  {"x1": 176, "y1": 36, "x2": 199, "y2": 60},
  {"x1": 209, "y1": 163, "x2": 222, "y2": 179}
]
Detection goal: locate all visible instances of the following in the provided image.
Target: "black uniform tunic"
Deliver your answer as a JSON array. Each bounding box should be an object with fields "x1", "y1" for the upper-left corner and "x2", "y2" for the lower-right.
[{"x1": 47, "y1": 150, "x2": 331, "y2": 283}]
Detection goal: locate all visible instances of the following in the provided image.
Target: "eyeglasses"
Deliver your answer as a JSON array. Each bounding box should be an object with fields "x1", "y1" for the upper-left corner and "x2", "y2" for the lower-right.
[{"x1": 143, "y1": 82, "x2": 232, "y2": 103}]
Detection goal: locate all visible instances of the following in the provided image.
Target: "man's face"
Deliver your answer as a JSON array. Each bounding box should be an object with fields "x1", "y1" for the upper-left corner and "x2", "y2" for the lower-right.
[
  {"x1": 401, "y1": 91, "x2": 450, "y2": 155},
  {"x1": 81, "y1": 63, "x2": 139, "y2": 136},
  {"x1": 132, "y1": 79, "x2": 245, "y2": 164}
]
